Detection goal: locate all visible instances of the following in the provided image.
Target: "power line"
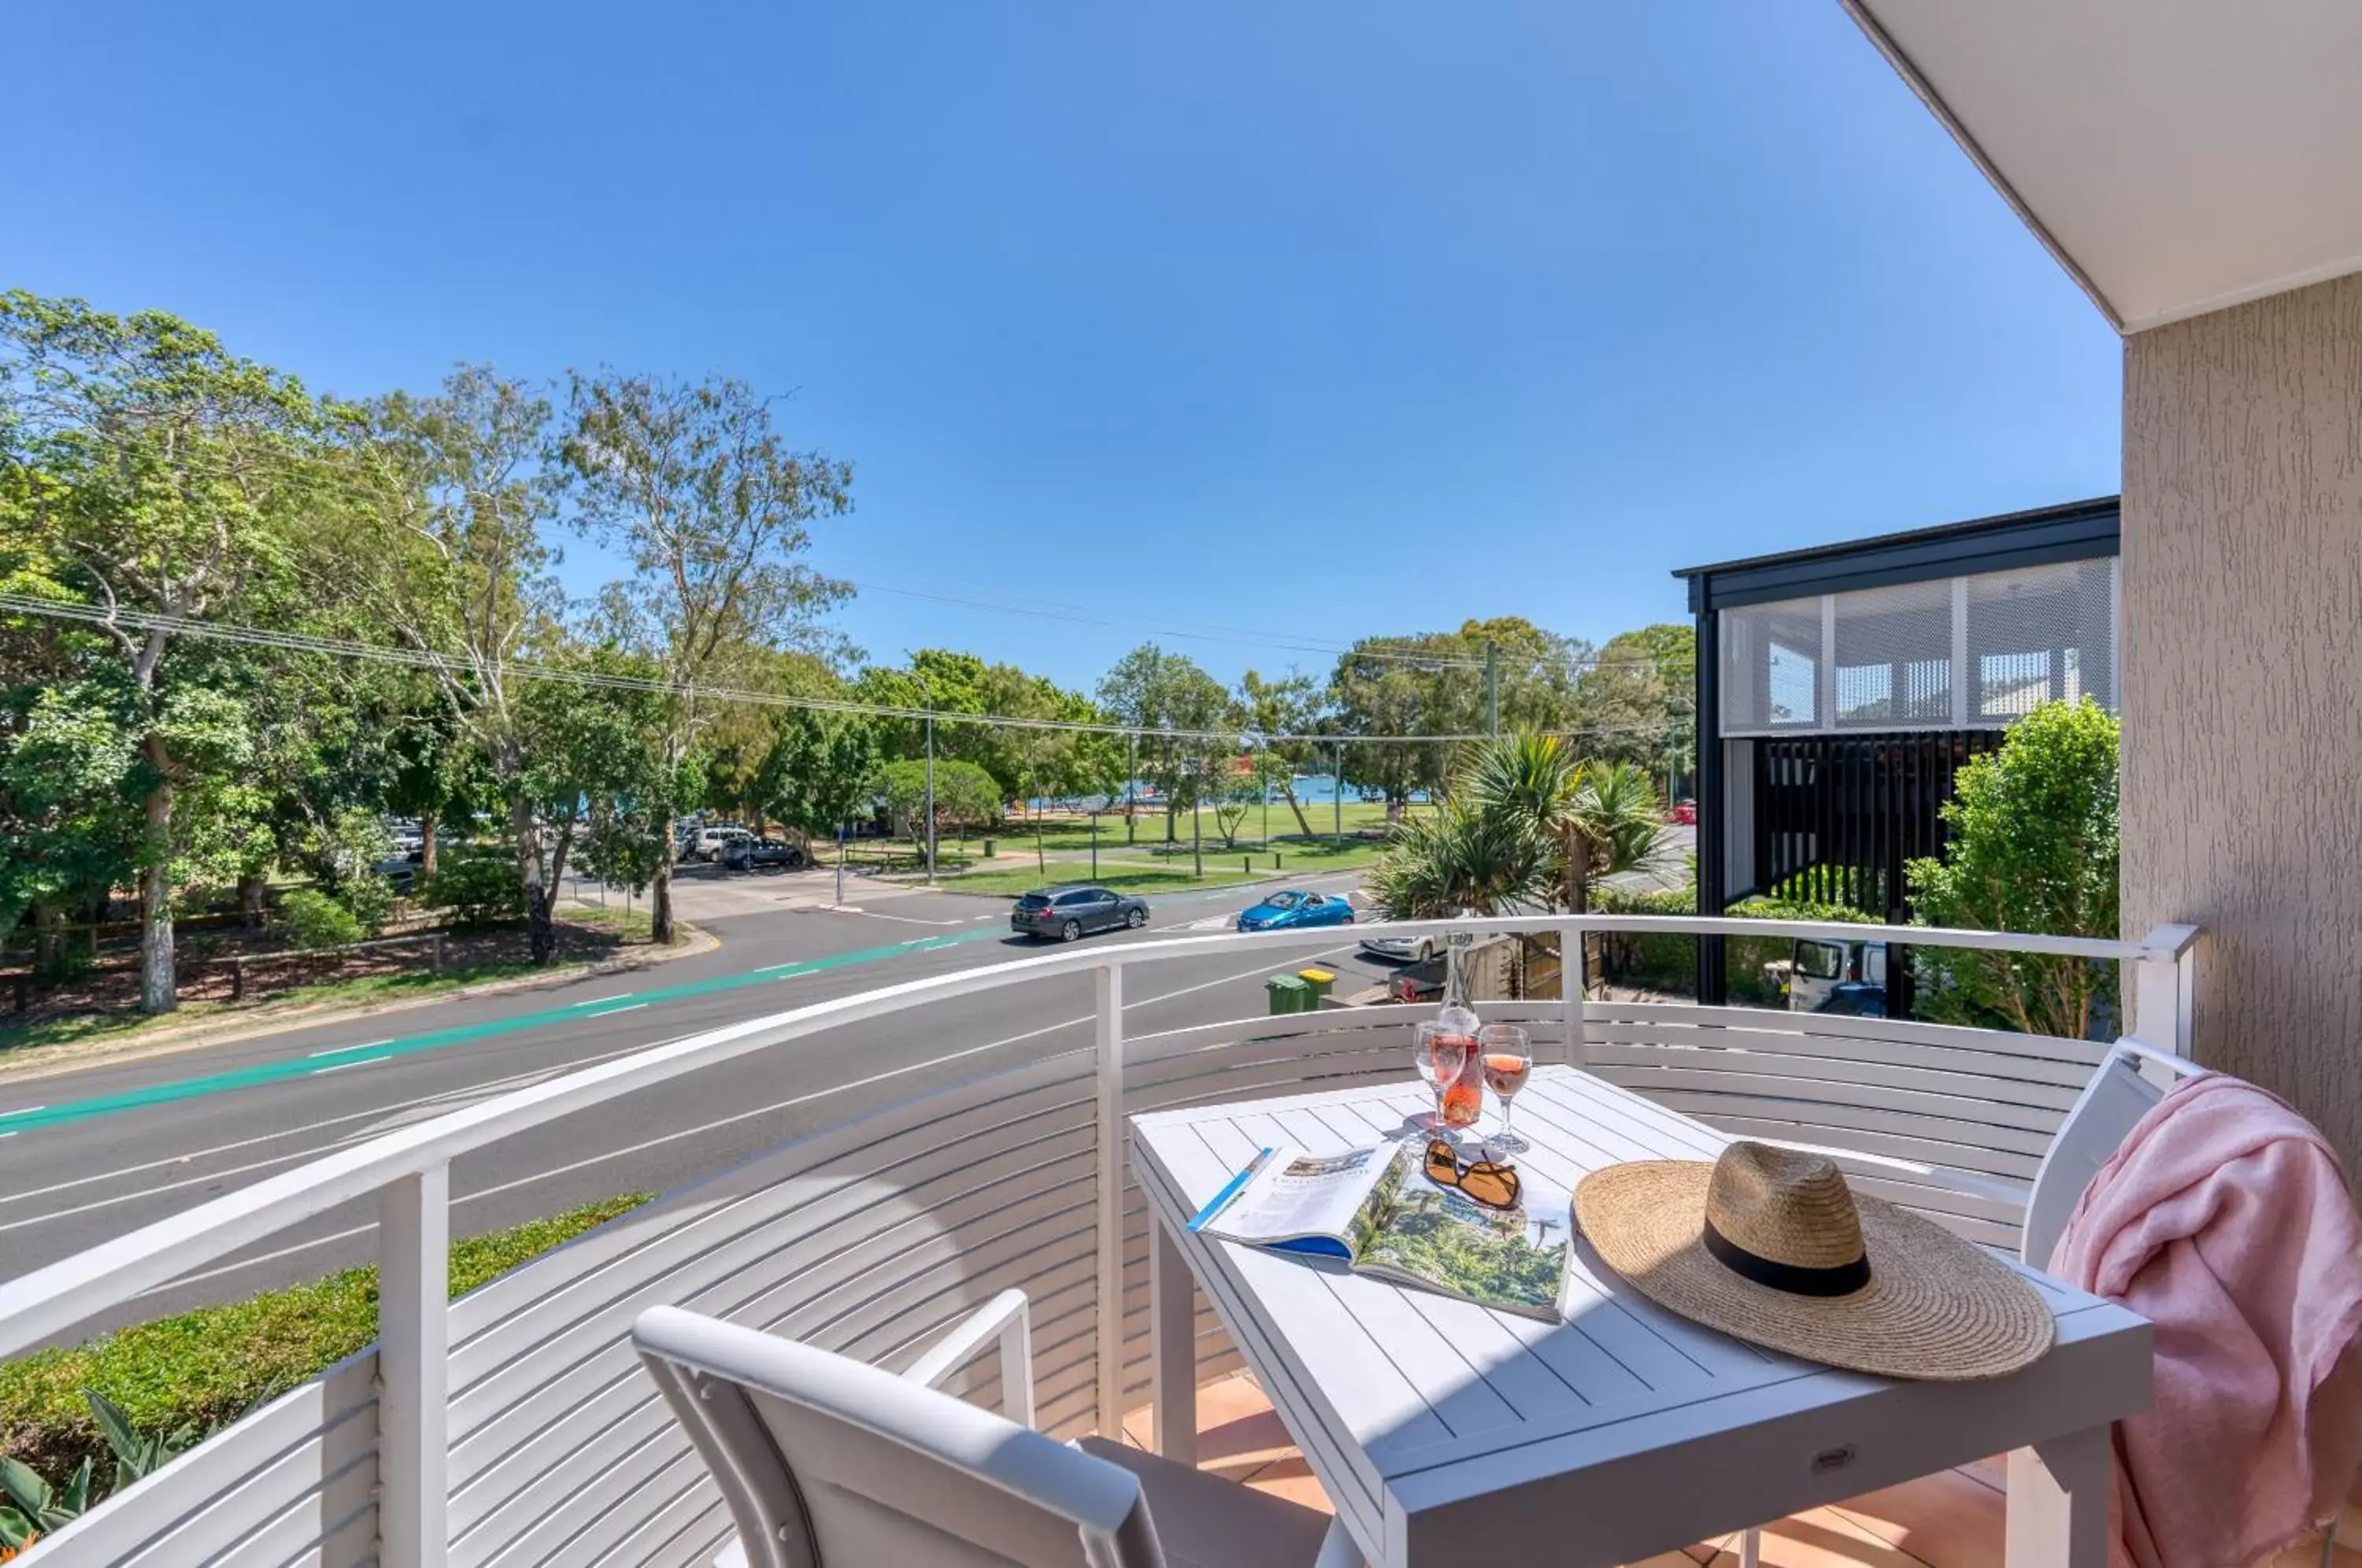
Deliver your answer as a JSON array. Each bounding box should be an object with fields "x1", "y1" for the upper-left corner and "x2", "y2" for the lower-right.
[
  {"x1": 0, "y1": 594, "x2": 1692, "y2": 746},
  {"x1": 850, "y1": 579, "x2": 1695, "y2": 675}
]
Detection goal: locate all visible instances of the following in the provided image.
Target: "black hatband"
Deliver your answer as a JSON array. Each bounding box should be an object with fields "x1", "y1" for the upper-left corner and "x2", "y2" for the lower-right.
[{"x1": 1702, "y1": 1219, "x2": 1871, "y2": 1296}]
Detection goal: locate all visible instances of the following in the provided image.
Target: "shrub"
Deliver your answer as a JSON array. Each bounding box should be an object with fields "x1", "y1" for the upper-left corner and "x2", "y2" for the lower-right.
[
  {"x1": 419, "y1": 856, "x2": 526, "y2": 926},
  {"x1": 1588, "y1": 885, "x2": 1874, "y2": 1003},
  {"x1": 277, "y1": 889, "x2": 363, "y2": 951},
  {"x1": 0, "y1": 1194, "x2": 648, "y2": 1487},
  {"x1": 336, "y1": 871, "x2": 396, "y2": 937},
  {"x1": 1908, "y1": 698, "x2": 2120, "y2": 1039}
]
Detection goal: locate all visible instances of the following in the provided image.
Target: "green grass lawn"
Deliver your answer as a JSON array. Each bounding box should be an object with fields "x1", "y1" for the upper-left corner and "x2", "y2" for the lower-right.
[
  {"x1": 828, "y1": 799, "x2": 1425, "y2": 866},
  {"x1": 923, "y1": 860, "x2": 1272, "y2": 898}
]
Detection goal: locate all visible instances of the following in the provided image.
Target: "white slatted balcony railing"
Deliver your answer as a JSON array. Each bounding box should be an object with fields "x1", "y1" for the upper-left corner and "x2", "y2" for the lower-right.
[{"x1": 0, "y1": 914, "x2": 2199, "y2": 1568}]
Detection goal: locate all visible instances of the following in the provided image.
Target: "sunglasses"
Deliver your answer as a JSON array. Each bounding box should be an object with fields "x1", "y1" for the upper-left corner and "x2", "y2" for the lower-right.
[{"x1": 1424, "y1": 1139, "x2": 1522, "y2": 1211}]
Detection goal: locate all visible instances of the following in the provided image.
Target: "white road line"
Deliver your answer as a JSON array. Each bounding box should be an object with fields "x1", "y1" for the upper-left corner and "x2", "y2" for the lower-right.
[
  {"x1": 579, "y1": 993, "x2": 636, "y2": 1006},
  {"x1": 583, "y1": 1002, "x2": 649, "y2": 1018},
  {"x1": 128, "y1": 951, "x2": 1353, "y2": 1292},
  {"x1": 827, "y1": 908, "x2": 965, "y2": 927},
  {"x1": 3, "y1": 1037, "x2": 694, "y2": 1233},
  {"x1": 309, "y1": 1039, "x2": 392, "y2": 1058},
  {"x1": 0, "y1": 1107, "x2": 49, "y2": 1120},
  {"x1": 309, "y1": 1057, "x2": 386, "y2": 1075}
]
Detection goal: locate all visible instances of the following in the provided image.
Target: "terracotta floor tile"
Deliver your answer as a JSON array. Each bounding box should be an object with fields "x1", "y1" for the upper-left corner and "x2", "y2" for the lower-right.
[
  {"x1": 1697, "y1": 1507, "x2": 1931, "y2": 1568},
  {"x1": 1957, "y1": 1455, "x2": 2008, "y2": 1496},
  {"x1": 1628, "y1": 1554, "x2": 1710, "y2": 1568},
  {"x1": 1829, "y1": 1470, "x2": 2005, "y2": 1568},
  {"x1": 1244, "y1": 1461, "x2": 1335, "y2": 1514}
]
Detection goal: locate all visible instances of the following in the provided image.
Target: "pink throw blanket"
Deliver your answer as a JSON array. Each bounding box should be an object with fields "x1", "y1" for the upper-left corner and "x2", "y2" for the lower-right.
[{"x1": 2049, "y1": 1072, "x2": 2362, "y2": 1568}]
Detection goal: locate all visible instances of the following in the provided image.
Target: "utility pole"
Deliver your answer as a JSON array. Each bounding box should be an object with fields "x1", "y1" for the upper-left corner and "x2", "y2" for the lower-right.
[
  {"x1": 1485, "y1": 638, "x2": 1500, "y2": 736},
  {"x1": 1126, "y1": 732, "x2": 1138, "y2": 845},
  {"x1": 1190, "y1": 758, "x2": 1203, "y2": 879},
  {"x1": 910, "y1": 661, "x2": 936, "y2": 886},
  {"x1": 1332, "y1": 739, "x2": 1343, "y2": 841}
]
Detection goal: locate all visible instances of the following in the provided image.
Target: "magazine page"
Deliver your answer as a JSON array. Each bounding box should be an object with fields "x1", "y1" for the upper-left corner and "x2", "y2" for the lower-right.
[
  {"x1": 1191, "y1": 1145, "x2": 1393, "y2": 1257},
  {"x1": 1352, "y1": 1147, "x2": 1572, "y2": 1321}
]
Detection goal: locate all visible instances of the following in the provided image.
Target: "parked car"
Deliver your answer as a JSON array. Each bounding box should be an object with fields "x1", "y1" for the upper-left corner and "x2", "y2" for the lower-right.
[
  {"x1": 373, "y1": 847, "x2": 426, "y2": 890},
  {"x1": 1387, "y1": 950, "x2": 1449, "y2": 1003},
  {"x1": 1010, "y1": 884, "x2": 1150, "y2": 941},
  {"x1": 688, "y1": 826, "x2": 753, "y2": 863},
  {"x1": 721, "y1": 836, "x2": 806, "y2": 871},
  {"x1": 1359, "y1": 929, "x2": 1441, "y2": 962},
  {"x1": 1234, "y1": 889, "x2": 1355, "y2": 932},
  {"x1": 1788, "y1": 937, "x2": 1886, "y2": 1013}
]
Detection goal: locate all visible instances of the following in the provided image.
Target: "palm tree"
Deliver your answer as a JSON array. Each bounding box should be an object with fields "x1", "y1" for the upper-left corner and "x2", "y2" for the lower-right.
[
  {"x1": 1460, "y1": 735, "x2": 1666, "y2": 912},
  {"x1": 1364, "y1": 799, "x2": 1553, "y2": 920}
]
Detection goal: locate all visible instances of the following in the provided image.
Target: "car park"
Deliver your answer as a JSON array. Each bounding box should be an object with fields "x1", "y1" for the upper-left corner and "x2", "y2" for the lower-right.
[
  {"x1": 1010, "y1": 884, "x2": 1150, "y2": 941},
  {"x1": 1233, "y1": 889, "x2": 1354, "y2": 932}
]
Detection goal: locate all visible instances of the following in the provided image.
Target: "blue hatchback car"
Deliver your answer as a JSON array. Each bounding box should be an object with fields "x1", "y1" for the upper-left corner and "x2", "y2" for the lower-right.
[{"x1": 1233, "y1": 889, "x2": 1356, "y2": 932}]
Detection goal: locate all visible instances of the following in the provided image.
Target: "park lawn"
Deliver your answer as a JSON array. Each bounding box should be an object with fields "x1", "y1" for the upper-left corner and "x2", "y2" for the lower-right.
[
  {"x1": 925, "y1": 861, "x2": 1270, "y2": 898},
  {"x1": 834, "y1": 799, "x2": 1423, "y2": 864}
]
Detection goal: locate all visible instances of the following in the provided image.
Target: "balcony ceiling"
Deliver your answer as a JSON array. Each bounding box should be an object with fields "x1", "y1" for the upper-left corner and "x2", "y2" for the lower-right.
[{"x1": 1842, "y1": 0, "x2": 2362, "y2": 332}]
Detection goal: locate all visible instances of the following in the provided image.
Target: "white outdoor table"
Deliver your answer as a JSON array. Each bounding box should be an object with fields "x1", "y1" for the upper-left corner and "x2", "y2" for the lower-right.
[{"x1": 1130, "y1": 1065, "x2": 2150, "y2": 1568}]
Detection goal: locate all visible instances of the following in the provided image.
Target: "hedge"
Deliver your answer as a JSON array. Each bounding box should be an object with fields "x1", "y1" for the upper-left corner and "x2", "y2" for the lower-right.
[
  {"x1": 0, "y1": 1193, "x2": 649, "y2": 1485},
  {"x1": 1590, "y1": 886, "x2": 1875, "y2": 1003}
]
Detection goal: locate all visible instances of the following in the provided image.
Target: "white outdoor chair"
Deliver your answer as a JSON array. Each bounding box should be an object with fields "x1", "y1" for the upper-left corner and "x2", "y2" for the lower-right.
[
  {"x1": 1731, "y1": 1038, "x2": 2206, "y2": 1568},
  {"x1": 2017, "y1": 1037, "x2": 2208, "y2": 1271},
  {"x1": 635, "y1": 1291, "x2": 1360, "y2": 1568}
]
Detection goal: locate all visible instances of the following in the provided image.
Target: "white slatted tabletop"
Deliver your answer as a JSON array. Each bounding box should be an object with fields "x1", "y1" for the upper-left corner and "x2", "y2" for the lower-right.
[{"x1": 1129, "y1": 1065, "x2": 2150, "y2": 1568}]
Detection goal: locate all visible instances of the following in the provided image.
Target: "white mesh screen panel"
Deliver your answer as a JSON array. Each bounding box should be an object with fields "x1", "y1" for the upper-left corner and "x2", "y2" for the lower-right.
[
  {"x1": 1967, "y1": 560, "x2": 2117, "y2": 722},
  {"x1": 1717, "y1": 558, "x2": 2117, "y2": 738},
  {"x1": 1720, "y1": 596, "x2": 1822, "y2": 734},
  {"x1": 1833, "y1": 578, "x2": 1954, "y2": 729}
]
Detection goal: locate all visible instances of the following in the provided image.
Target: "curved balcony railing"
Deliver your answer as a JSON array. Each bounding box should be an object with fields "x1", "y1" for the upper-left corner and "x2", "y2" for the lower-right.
[{"x1": 0, "y1": 913, "x2": 2198, "y2": 1568}]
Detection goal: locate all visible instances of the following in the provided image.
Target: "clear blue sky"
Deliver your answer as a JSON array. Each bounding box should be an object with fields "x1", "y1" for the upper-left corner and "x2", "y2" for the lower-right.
[{"x1": 5, "y1": 2, "x2": 2121, "y2": 693}]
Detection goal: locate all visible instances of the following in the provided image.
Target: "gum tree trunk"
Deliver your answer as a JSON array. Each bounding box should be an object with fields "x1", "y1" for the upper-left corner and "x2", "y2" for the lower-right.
[{"x1": 138, "y1": 735, "x2": 177, "y2": 1014}]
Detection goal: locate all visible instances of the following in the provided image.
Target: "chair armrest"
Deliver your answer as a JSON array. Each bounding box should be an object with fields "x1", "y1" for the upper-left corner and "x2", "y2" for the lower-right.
[{"x1": 902, "y1": 1287, "x2": 1035, "y2": 1427}]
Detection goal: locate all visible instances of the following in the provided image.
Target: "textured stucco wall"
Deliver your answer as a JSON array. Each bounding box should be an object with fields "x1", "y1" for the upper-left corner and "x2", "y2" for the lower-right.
[{"x1": 2122, "y1": 272, "x2": 2362, "y2": 1174}]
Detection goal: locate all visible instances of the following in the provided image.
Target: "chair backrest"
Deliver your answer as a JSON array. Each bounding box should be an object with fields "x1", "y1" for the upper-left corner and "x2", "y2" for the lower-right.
[
  {"x1": 2021, "y1": 1040, "x2": 2208, "y2": 1269},
  {"x1": 633, "y1": 1305, "x2": 1164, "y2": 1568}
]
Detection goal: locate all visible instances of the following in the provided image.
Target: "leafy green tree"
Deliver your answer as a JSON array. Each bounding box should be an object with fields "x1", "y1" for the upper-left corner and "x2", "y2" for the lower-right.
[
  {"x1": 1, "y1": 290, "x2": 330, "y2": 1011},
  {"x1": 1097, "y1": 643, "x2": 1238, "y2": 842},
  {"x1": 1237, "y1": 669, "x2": 1327, "y2": 835},
  {"x1": 1907, "y1": 699, "x2": 2120, "y2": 1039},
  {"x1": 753, "y1": 707, "x2": 878, "y2": 846},
  {"x1": 876, "y1": 758, "x2": 998, "y2": 844},
  {"x1": 1573, "y1": 622, "x2": 1695, "y2": 792},
  {"x1": 340, "y1": 366, "x2": 565, "y2": 949},
  {"x1": 560, "y1": 369, "x2": 853, "y2": 945},
  {"x1": 1328, "y1": 619, "x2": 1590, "y2": 813}
]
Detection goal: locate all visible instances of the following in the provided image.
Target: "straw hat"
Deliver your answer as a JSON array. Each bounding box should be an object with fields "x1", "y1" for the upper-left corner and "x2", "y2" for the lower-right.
[{"x1": 1574, "y1": 1142, "x2": 2054, "y2": 1381}]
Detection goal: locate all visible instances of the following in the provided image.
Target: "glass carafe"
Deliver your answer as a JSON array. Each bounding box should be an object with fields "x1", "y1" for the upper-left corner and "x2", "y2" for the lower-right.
[{"x1": 1435, "y1": 929, "x2": 1484, "y2": 1128}]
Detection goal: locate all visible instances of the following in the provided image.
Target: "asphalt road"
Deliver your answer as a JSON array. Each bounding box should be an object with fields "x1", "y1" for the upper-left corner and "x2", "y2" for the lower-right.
[{"x1": 0, "y1": 871, "x2": 1397, "y2": 1343}]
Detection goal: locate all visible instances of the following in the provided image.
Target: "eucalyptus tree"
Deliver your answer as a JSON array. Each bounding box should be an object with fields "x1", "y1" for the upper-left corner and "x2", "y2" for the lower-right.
[
  {"x1": 1236, "y1": 668, "x2": 1326, "y2": 835},
  {"x1": 1097, "y1": 643, "x2": 1237, "y2": 842},
  {"x1": 559, "y1": 369, "x2": 853, "y2": 943},
  {"x1": 339, "y1": 366, "x2": 569, "y2": 958},
  {"x1": 0, "y1": 291, "x2": 331, "y2": 1010}
]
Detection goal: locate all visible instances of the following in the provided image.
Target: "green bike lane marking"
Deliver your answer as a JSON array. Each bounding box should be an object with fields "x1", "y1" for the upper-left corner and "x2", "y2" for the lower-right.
[
  {"x1": 0, "y1": 926, "x2": 1009, "y2": 1135},
  {"x1": 0, "y1": 873, "x2": 1350, "y2": 1136}
]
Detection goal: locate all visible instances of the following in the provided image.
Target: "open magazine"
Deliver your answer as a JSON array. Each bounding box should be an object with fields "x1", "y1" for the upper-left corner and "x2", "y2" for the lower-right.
[{"x1": 1188, "y1": 1140, "x2": 1571, "y2": 1321}]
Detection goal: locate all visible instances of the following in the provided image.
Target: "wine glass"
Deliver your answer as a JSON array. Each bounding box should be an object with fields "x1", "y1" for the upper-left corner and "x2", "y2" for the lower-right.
[
  {"x1": 1478, "y1": 1023, "x2": 1533, "y2": 1152},
  {"x1": 1412, "y1": 1021, "x2": 1470, "y2": 1133}
]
